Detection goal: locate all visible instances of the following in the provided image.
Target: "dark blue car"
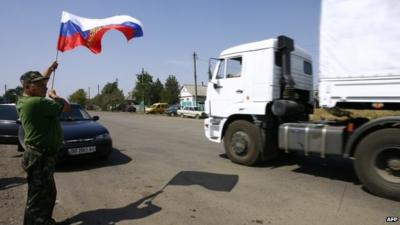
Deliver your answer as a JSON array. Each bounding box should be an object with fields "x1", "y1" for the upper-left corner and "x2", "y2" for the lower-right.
[
  {"x1": 164, "y1": 105, "x2": 180, "y2": 116},
  {"x1": 0, "y1": 104, "x2": 19, "y2": 145},
  {"x1": 17, "y1": 104, "x2": 113, "y2": 160}
]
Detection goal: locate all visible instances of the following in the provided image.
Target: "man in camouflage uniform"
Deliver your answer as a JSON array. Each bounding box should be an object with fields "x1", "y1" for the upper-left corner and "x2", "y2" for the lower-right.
[{"x1": 17, "y1": 61, "x2": 70, "y2": 225}]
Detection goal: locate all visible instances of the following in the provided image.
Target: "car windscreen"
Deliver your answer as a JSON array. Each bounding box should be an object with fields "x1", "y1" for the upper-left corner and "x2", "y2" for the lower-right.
[
  {"x1": 59, "y1": 105, "x2": 92, "y2": 121},
  {"x1": 0, "y1": 105, "x2": 18, "y2": 120}
]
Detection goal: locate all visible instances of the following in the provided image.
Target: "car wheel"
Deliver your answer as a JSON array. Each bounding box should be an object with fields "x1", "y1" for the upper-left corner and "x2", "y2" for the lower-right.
[
  {"x1": 17, "y1": 142, "x2": 25, "y2": 152},
  {"x1": 224, "y1": 120, "x2": 262, "y2": 166},
  {"x1": 354, "y1": 128, "x2": 400, "y2": 201},
  {"x1": 180, "y1": 113, "x2": 184, "y2": 118}
]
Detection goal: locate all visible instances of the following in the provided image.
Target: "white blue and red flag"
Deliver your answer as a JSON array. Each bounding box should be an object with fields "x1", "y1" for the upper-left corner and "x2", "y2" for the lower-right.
[{"x1": 57, "y1": 11, "x2": 143, "y2": 54}]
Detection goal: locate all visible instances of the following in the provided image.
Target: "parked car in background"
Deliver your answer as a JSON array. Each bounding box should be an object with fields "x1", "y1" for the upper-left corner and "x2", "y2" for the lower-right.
[
  {"x1": 19, "y1": 104, "x2": 113, "y2": 160},
  {"x1": 145, "y1": 102, "x2": 168, "y2": 114},
  {"x1": 177, "y1": 106, "x2": 207, "y2": 119},
  {"x1": 0, "y1": 103, "x2": 19, "y2": 145},
  {"x1": 165, "y1": 105, "x2": 180, "y2": 116},
  {"x1": 123, "y1": 104, "x2": 136, "y2": 112}
]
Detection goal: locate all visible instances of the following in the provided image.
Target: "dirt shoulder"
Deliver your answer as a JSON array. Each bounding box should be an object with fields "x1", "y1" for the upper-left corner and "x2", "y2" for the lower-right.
[{"x1": 0, "y1": 145, "x2": 25, "y2": 225}]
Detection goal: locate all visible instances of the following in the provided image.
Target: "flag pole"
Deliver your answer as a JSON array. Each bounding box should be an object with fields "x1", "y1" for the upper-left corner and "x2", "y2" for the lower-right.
[{"x1": 51, "y1": 50, "x2": 59, "y2": 90}]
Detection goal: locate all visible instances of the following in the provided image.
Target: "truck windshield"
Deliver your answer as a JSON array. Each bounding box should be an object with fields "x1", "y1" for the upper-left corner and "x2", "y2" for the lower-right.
[{"x1": 216, "y1": 59, "x2": 225, "y2": 79}]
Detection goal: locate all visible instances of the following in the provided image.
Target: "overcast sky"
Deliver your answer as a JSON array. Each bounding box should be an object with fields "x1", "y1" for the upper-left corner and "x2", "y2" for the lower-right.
[{"x1": 0, "y1": 0, "x2": 320, "y2": 98}]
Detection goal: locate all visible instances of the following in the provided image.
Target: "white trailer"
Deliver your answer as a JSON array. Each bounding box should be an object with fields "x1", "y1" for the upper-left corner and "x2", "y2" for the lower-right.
[{"x1": 204, "y1": 0, "x2": 400, "y2": 200}]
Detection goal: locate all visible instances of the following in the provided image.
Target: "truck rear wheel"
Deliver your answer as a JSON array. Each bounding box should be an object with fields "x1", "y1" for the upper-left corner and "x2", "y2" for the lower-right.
[
  {"x1": 354, "y1": 128, "x2": 400, "y2": 201},
  {"x1": 224, "y1": 120, "x2": 262, "y2": 166}
]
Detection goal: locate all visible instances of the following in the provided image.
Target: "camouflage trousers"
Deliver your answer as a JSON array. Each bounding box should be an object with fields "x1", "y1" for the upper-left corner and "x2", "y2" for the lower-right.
[{"x1": 22, "y1": 146, "x2": 57, "y2": 225}]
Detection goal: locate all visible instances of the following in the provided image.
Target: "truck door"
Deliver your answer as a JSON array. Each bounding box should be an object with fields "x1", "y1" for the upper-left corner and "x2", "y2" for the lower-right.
[{"x1": 208, "y1": 57, "x2": 244, "y2": 117}]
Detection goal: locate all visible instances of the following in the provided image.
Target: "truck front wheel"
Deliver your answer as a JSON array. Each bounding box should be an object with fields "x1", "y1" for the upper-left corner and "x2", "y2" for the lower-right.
[
  {"x1": 354, "y1": 128, "x2": 400, "y2": 201},
  {"x1": 224, "y1": 120, "x2": 262, "y2": 166}
]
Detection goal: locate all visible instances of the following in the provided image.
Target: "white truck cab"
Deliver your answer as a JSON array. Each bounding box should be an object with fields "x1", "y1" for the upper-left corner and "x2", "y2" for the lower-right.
[{"x1": 205, "y1": 38, "x2": 313, "y2": 143}]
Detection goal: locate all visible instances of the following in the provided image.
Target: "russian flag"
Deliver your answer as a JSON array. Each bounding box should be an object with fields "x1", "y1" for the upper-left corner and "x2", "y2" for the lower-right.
[{"x1": 57, "y1": 11, "x2": 143, "y2": 54}]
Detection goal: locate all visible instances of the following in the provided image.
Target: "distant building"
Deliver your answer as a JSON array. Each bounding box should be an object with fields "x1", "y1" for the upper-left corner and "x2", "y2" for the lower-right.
[
  {"x1": 179, "y1": 84, "x2": 207, "y2": 109},
  {"x1": 125, "y1": 92, "x2": 136, "y2": 105}
]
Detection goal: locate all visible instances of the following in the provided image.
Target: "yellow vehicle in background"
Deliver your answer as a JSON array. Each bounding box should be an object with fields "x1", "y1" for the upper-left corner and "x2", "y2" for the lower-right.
[{"x1": 145, "y1": 102, "x2": 168, "y2": 114}]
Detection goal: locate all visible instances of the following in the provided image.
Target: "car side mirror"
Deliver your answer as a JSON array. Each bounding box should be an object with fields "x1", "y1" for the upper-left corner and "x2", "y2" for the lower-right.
[{"x1": 93, "y1": 116, "x2": 99, "y2": 121}]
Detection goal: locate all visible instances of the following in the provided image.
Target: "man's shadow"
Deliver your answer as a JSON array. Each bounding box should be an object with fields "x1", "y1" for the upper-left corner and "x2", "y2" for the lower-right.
[
  {"x1": 64, "y1": 191, "x2": 162, "y2": 225},
  {"x1": 0, "y1": 177, "x2": 26, "y2": 190}
]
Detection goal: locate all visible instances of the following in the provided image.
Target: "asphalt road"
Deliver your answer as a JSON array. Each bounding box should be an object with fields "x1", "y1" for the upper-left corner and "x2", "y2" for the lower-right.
[{"x1": 1, "y1": 111, "x2": 399, "y2": 225}]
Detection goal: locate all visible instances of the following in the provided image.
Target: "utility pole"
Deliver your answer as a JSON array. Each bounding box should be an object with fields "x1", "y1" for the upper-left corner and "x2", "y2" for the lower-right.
[
  {"x1": 97, "y1": 84, "x2": 100, "y2": 95},
  {"x1": 4, "y1": 84, "x2": 7, "y2": 95},
  {"x1": 141, "y1": 68, "x2": 145, "y2": 112},
  {"x1": 193, "y1": 52, "x2": 198, "y2": 107},
  {"x1": 88, "y1": 87, "x2": 90, "y2": 100}
]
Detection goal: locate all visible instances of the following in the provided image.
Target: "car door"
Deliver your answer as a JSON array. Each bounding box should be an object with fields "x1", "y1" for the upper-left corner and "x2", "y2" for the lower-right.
[
  {"x1": 207, "y1": 57, "x2": 244, "y2": 117},
  {"x1": 0, "y1": 104, "x2": 19, "y2": 144},
  {"x1": 186, "y1": 107, "x2": 193, "y2": 117}
]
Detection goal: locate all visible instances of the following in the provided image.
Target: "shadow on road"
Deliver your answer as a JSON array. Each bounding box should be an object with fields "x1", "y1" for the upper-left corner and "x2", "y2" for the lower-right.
[
  {"x1": 60, "y1": 171, "x2": 238, "y2": 224},
  {"x1": 11, "y1": 153, "x2": 23, "y2": 158},
  {"x1": 290, "y1": 154, "x2": 360, "y2": 184},
  {"x1": 0, "y1": 177, "x2": 26, "y2": 190},
  {"x1": 63, "y1": 191, "x2": 162, "y2": 225},
  {"x1": 56, "y1": 148, "x2": 132, "y2": 173},
  {"x1": 219, "y1": 153, "x2": 229, "y2": 159},
  {"x1": 220, "y1": 153, "x2": 359, "y2": 184},
  {"x1": 166, "y1": 171, "x2": 239, "y2": 192}
]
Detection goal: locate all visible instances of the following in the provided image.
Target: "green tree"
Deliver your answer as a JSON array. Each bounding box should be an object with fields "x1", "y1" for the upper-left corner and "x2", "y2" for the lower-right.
[
  {"x1": 132, "y1": 70, "x2": 154, "y2": 105},
  {"x1": 90, "y1": 94, "x2": 103, "y2": 109},
  {"x1": 150, "y1": 78, "x2": 164, "y2": 103},
  {"x1": 68, "y1": 89, "x2": 87, "y2": 106},
  {"x1": 92, "y1": 82, "x2": 125, "y2": 110},
  {"x1": 163, "y1": 75, "x2": 180, "y2": 104},
  {"x1": 103, "y1": 82, "x2": 124, "y2": 110},
  {"x1": 4, "y1": 86, "x2": 22, "y2": 103}
]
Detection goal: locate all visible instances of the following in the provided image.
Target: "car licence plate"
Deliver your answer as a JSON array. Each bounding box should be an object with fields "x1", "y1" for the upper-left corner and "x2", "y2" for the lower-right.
[{"x1": 68, "y1": 146, "x2": 96, "y2": 155}]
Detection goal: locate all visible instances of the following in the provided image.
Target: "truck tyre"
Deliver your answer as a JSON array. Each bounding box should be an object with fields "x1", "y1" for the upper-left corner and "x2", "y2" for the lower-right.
[
  {"x1": 224, "y1": 120, "x2": 262, "y2": 166},
  {"x1": 354, "y1": 128, "x2": 400, "y2": 201}
]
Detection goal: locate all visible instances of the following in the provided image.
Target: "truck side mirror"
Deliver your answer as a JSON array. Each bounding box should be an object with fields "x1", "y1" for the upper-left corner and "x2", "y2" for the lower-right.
[{"x1": 213, "y1": 83, "x2": 223, "y2": 89}]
